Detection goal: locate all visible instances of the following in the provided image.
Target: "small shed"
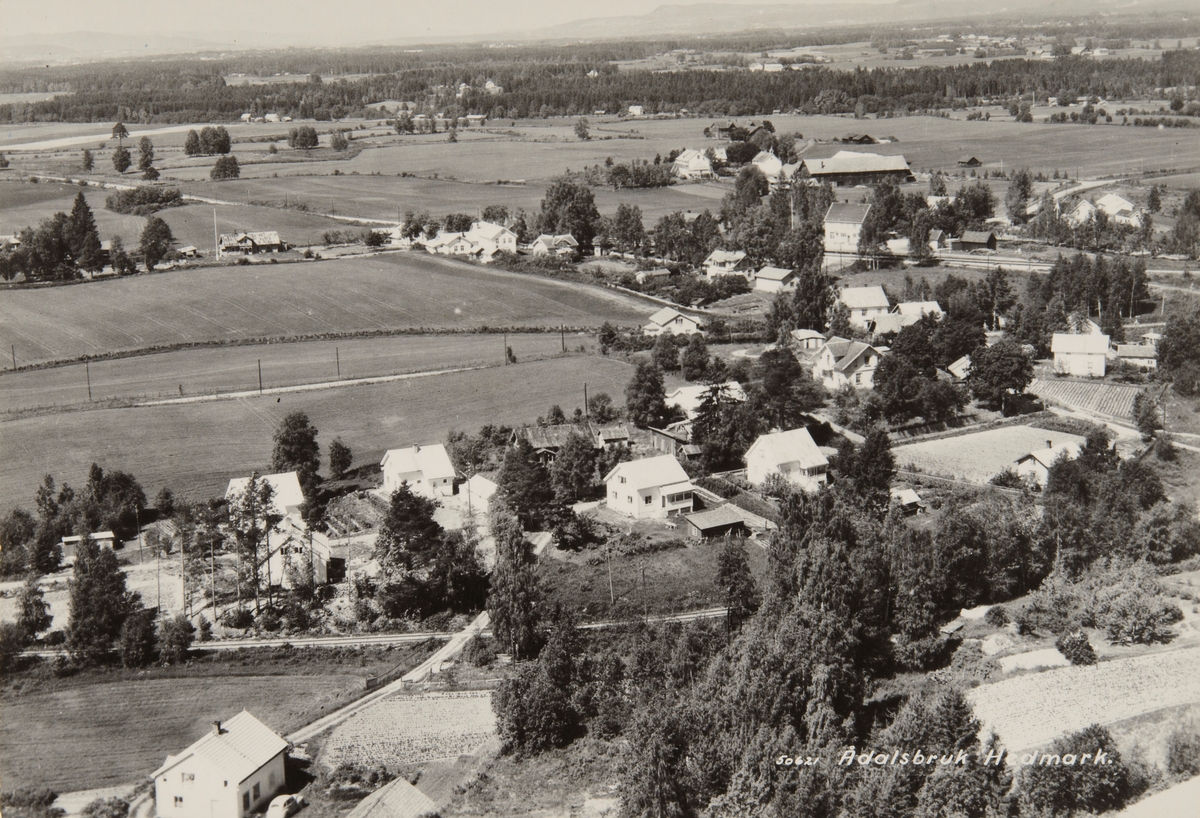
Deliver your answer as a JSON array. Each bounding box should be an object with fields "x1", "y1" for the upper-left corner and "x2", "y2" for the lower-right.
[
  {"x1": 684, "y1": 506, "x2": 750, "y2": 540},
  {"x1": 957, "y1": 156, "x2": 982, "y2": 167},
  {"x1": 960, "y1": 230, "x2": 997, "y2": 251}
]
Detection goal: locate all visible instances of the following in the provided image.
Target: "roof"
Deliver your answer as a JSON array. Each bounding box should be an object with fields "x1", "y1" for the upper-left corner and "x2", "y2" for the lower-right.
[
  {"x1": 466, "y1": 221, "x2": 514, "y2": 241},
  {"x1": 805, "y1": 151, "x2": 911, "y2": 177},
  {"x1": 522, "y1": 424, "x2": 589, "y2": 451},
  {"x1": 839, "y1": 285, "x2": 889, "y2": 310},
  {"x1": 704, "y1": 249, "x2": 747, "y2": 265},
  {"x1": 961, "y1": 230, "x2": 996, "y2": 244},
  {"x1": 1115, "y1": 344, "x2": 1157, "y2": 359},
  {"x1": 755, "y1": 266, "x2": 794, "y2": 282},
  {"x1": 604, "y1": 455, "x2": 691, "y2": 490},
  {"x1": 1016, "y1": 441, "x2": 1082, "y2": 469},
  {"x1": 824, "y1": 202, "x2": 872, "y2": 225},
  {"x1": 595, "y1": 423, "x2": 631, "y2": 442},
  {"x1": 381, "y1": 443, "x2": 457, "y2": 482},
  {"x1": 686, "y1": 505, "x2": 748, "y2": 532},
  {"x1": 890, "y1": 487, "x2": 924, "y2": 506},
  {"x1": 647, "y1": 307, "x2": 698, "y2": 327},
  {"x1": 833, "y1": 341, "x2": 878, "y2": 373},
  {"x1": 894, "y1": 301, "x2": 943, "y2": 316},
  {"x1": 344, "y1": 776, "x2": 438, "y2": 818},
  {"x1": 153, "y1": 711, "x2": 287, "y2": 783},
  {"x1": 790, "y1": 328, "x2": 826, "y2": 342},
  {"x1": 869, "y1": 313, "x2": 918, "y2": 335},
  {"x1": 745, "y1": 427, "x2": 828, "y2": 471},
  {"x1": 666, "y1": 382, "x2": 747, "y2": 418},
  {"x1": 533, "y1": 234, "x2": 578, "y2": 248},
  {"x1": 225, "y1": 472, "x2": 305, "y2": 516},
  {"x1": 1051, "y1": 332, "x2": 1110, "y2": 355}
]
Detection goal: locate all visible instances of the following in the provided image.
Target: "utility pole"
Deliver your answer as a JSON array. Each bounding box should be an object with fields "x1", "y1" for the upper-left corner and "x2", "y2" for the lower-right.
[
  {"x1": 86, "y1": 362, "x2": 92, "y2": 402},
  {"x1": 214, "y1": 209, "x2": 220, "y2": 259},
  {"x1": 503, "y1": 331, "x2": 507, "y2": 364},
  {"x1": 561, "y1": 324, "x2": 565, "y2": 353},
  {"x1": 583, "y1": 382, "x2": 589, "y2": 419},
  {"x1": 258, "y1": 359, "x2": 263, "y2": 394},
  {"x1": 336, "y1": 346, "x2": 341, "y2": 378},
  {"x1": 10, "y1": 345, "x2": 15, "y2": 371}
]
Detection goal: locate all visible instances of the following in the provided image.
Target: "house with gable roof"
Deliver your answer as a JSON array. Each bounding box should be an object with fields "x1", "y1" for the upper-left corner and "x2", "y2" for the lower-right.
[
  {"x1": 644, "y1": 307, "x2": 702, "y2": 336},
  {"x1": 153, "y1": 711, "x2": 288, "y2": 818},
  {"x1": 1051, "y1": 332, "x2": 1110, "y2": 377},
  {"x1": 672, "y1": 149, "x2": 714, "y2": 180},
  {"x1": 1014, "y1": 439, "x2": 1083, "y2": 487},
  {"x1": 218, "y1": 232, "x2": 287, "y2": 254},
  {"x1": 811, "y1": 336, "x2": 883, "y2": 390},
  {"x1": 838, "y1": 285, "x2": 890, "y2": 329},
  {"x1": 744, "y1": 427, "x2": 829, "y2": 492},
  {"x1": 802, "y1": 151, "x2": 913, "y2": 186},
  {"x1": 701, "y1": 249, "x2": 752, "y2": 279},
  {"x1": 823, "y1": 203, "x2": 872, "y2": 255},
  {"x1": 604, "y1": 455, "x2": 695, "y2": 519},
  {"x1": 754, "y1": 266, "x2": 797, "y2": 293},
  {"x1": 380, "y1": 443, "x2": 457, "y2": 498},
  {"x1": 530, "y1": 234, "x2": 579, "y2": 256}
]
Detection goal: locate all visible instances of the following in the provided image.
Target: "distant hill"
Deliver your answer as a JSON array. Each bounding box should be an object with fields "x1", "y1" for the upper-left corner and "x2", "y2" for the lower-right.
[{"x1": 0, "y1": 31, "x2": 226, "y2": 65}]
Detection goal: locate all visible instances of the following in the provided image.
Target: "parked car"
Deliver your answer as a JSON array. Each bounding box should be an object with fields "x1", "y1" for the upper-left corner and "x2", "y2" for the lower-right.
[{"x1": 266, "y1": 795, "x2": 305, "y2": 818}]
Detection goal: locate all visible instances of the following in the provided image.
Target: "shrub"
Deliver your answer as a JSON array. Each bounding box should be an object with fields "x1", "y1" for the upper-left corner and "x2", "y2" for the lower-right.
[
  {"x1": 104, "y1": 187, "x2": 183, "y2": 215},
  {"x1": 159, "y1": 613, "x2": 195, "y2": 663},
  {"x1": 984, "y1": 605, "x2": 1010, "y2": 627},
  {"x1": 463, "y1": 633, "x2": 497, "y2": 667},
  {"x1": 221, "y1": 607, "x2": 254, "y2": 629},
  {"x1": 197, "y1": 616, "x2": 213, "y2": 642},
  {"x1": 1019, "y1": 725, "x2": 1139, "y2": 816},
  {"x1": 119, "y1": 610, "x2": 157, "y2": 668},
  {"x1": 893, "y1": 633, "x2": 961, "y2": 672},
  {"x1": 1166, "y1": 725, "x2": 1200, "y2": 777},
  {"x1": 1054, "y1": 630, "x2": 1097, "y2": 665},
  {"x1": 2, "y1": 789, "x2": 59, "y2": 809},
  {"x1": 81, "y1": 798, "x2": 128, "y2": 818}
]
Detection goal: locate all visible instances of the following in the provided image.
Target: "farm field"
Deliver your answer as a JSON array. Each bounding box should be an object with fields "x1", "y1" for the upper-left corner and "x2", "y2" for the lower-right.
[
  {"x1": 1029, "y1": 377, "x2": 1140, "y2": 421},
  {"x1": 320, "y1": 691, "x2": 496, "y2": 770},
  {"x1": 0, "y1": 333, "x2": 584, "y2": 413},
  {"x1": 892, "y1": 424, "x2": 1087, "y2": 483},
  {"x1": 0, "y1": 354, "x2": 635, "y2": 510},
  {"x1": 0, "y1": 252, "x2": 651, "y2": 365},
  {"x1": 966, "y1": 645, "x2": 1200, "y2": 754}
]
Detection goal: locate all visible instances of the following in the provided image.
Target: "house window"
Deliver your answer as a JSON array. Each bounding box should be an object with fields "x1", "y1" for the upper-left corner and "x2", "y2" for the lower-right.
[
  {"x1": 181, "y1": 773, "x2": 195, "y2": 783},
  {"x1": 253, "y1": 784, "x2": 260, "y2": 801},
  {"x1": 174, "y1": 798, "x2": 184, "y2": 808},
  {"x1": 620, "y1": 476, "x2": 626, "y2": 484},
  {"x1": 644, "y1": 495, "x2": 652, "y2": 504},
  {"x1": 243, "y1": 793, "x2": 250, "y2": 811}
]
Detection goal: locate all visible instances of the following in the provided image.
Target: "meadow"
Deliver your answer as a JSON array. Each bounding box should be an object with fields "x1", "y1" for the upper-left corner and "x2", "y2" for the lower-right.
[
  {"x1": 0, "y1": 354, "x2": 636, "y2": 510},
  {"x1": 0, "y1": 333, "x2": 586, "y2": 414},
  {"x1": 892, "y1": 424, "x2": 1087, "y2": 483},
  {"x1": 0, "y1": 251, "x2": 651, "y2": 365},
  {"x1": 0, "y1": 643, "x2": 439, "y2": 791}
]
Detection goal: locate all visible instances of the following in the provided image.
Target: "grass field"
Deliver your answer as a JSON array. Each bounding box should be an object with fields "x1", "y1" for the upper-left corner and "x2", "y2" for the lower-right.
[
  {"x1": 0, "y1": 643, "x2": 439, "y2": 791},
  {"x1": 1029, "y1": 377, "x2": 1141, "y2": 421},
  {"x1": 0, "y1": 333, "x2": 590, "y2": 413},
  {"x1": 0, "y1": 354, "x2": 635, "y2": 510},
  {"x1": 892, "y1": 424, "x2": 1087, "y2": 483},
  {"x1": 0, "y1": 252, "x2": 651, "y2": 365}
]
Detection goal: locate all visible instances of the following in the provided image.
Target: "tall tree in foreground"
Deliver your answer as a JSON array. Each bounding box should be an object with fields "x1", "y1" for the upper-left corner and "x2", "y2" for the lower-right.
[
  {"x1": 537, "y1": 176, "x2": 600, "y2": 249},
  {"x1": 328, "y1": 438, "x2": 352, "y2": 480},
  {"x1": 487, "y1": 507, "x2": 542, "y2": 660},
  {"x1": 625, "y1": 360, "x2": 669, "y2": 429},
  {"x1": 716, "y1": 539, "x2": 758, "y2": 630},
  {"x1": 67, "y1": 531, "x2": 135, "y2": 664},
  {"x1": 968, "y1": 339, "x2": 1033, "y2": 412},
  {"x1": 139, "y1": 216, "x2": 174, "y2": 270},
  {"x1": 271, "y1": 411, "x2": 321, "y2": 492},
  {"x1": 137, "y1": 137, "x2": 155, "y2": 179},
  {"x1": 226, "y1": 474, "x2": 282, "y2": 615}
]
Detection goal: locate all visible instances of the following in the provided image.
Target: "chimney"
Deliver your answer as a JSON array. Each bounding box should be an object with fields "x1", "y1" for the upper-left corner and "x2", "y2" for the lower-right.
[
  {"x1": 212, "y1": 720, "x2": 222, "y2": 736},
  {"x1": 1046, "y1": 440, "x2": 1053, "y2": 449}
]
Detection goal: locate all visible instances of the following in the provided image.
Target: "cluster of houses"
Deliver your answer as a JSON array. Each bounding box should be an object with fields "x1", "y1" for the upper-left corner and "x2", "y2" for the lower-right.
[
  {"x1": 384, "y1": 220, "x2": 577, "y2": 263},
  {"x1": 1064, "y1": 192, "x2": 1146, "y2": 229},
  {"x1": 1050, "y1": 318, "x2": 1161, "y2": 377},
  {"x1": 670, "y1": 146, "x2": 914, "y2": 189}
]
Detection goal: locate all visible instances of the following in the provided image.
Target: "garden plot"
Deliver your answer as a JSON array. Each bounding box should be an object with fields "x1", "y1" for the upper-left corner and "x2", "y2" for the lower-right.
[
  {"x1": 1029, "y1": 378, "x2": 1140, "y2": 421},
  {"x1": 320, "y1": 691, "x2": 496, "y2": 769},
  {"x1": 966, "y1": 646, "x2": 1200, "y2": 754},
  {"x1": 892, "y1": 425, "x2": 1086, "y2": 484}
]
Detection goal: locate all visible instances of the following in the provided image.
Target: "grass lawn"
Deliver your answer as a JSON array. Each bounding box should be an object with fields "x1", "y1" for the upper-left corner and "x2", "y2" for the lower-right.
[
  {"x1": 0, "y1": 354, "x2": 635, "y2": 510},
  {"x1": 892, "y1": 424, "x2": 1087, "y2": 483},
  {"x1": 538, "y1": 538, "x2": 767, "y2": 622},
  {"x1": 0, "y1": 643, "x2": 440, "y2": 792},
  {"x1": 0, "y1": 332, "x2": 588, "y2": 414},
  {"x1": 0, "y1": 252, "x2": 651, "y2": 365}
]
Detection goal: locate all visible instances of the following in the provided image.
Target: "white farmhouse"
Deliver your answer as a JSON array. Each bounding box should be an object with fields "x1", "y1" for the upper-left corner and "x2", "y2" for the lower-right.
[
  {"x1": 812, "y1": 336, "x2": 883, "y2": 390},
  {"x1": 823, "y1": 203, "x2": 872, "y2": 255},
  {"x1": 381, "y1": 443, "x2": 457, "y2": 498},
  {"x1": 644, "y1": 307, "x2": 702, "y2": 336},
  {"x1": 153, "y1": 712, "x2": 288, "y2": 818},
  {"x1": 754, "y1": 266, "x2": 796, "y2": 293},
  {"x1": 1014, "y1": 440, "x2": 1083, "y2": 487},
  {"x1": 604, "y1": 455, "x2": 695, "y2": 520},
  {"x1": 530, "y1": 234, "x2": 579, "y2": 256},
  {"x1": 838, "y1": 286, "x2": 890, "y2": 330},
  {"x1": 744, "y1": 427, "x2": 829, "y2": 493},
  {"x1": 701, "y1": 249, "x2": 752, "y2": 279},
  {"x1": 225, "y1": 472, "x2": 306, "y2": 519},
  {"x1": 1051, "y1": 332, "x2": 1110, "y2": 377},
  {"x1": 672, "y1": 149, "x2": 714, "y2": 180}
]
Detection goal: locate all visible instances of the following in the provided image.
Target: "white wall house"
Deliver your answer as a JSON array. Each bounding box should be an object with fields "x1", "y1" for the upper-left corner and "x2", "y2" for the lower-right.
[
  {"x1": 701, "y1": 249, "x2": 752, "y2": 279},
  {"x1": 1051, "y1": 332, "x2": 1110, "y2": 377},
  {"x1": 530, "y1": 234, "x2": 579, "y2": 256},
  {"x1": 666, "y1": 382, "x2": 747, "y2": 420},
  {"x1": 672, "y1": 149, "x2": 714, "y2": 180},
  {"x1": 754, "y1": 266, "x2": 796, "y2": 293},
  {"x1": 604, "y1": 455, "x2": 695, "y2": 520},
  {"x1": 812, "y1": 337, "x2": 882, "y2": 390},
  {"x1": 1014, "y1": 440, "x2": 1083, "y2": 487},
  {"x1": 153, "y1": 712, "x2": 288, "y2": 818},
  {"x1": 225, "y1": 472, "x2": 306, "y2": 518},
  {"x1": 839, "y1": 286, "x2": 891, "y2": 329},
  {"x1": 744, "y1": 427, "x2": 829, "y2": 493},
  {"x1": 644, "y1": 307, "x2": 702, "y2": 336},
  {"x1": 381, "y1": 443, "x2": 457, "y2": 498}
]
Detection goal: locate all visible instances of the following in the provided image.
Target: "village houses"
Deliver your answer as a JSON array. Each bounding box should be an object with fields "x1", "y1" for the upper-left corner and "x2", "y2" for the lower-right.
[
  {"x1": 1014, "y1": 439, "x2": 1084, "y2": 487},
  {"x1": 812, "y1": 336, "x2": 883, "y2": 390},
  {"x1": 701, "y1": 249, "x2": 753, "y2": 279},
  {"x1": 823, "y1": 203, "x2": 872, "y2": 255},
  {"x1": 671, "y1": 148, "x2": 715, "y2": 180}
]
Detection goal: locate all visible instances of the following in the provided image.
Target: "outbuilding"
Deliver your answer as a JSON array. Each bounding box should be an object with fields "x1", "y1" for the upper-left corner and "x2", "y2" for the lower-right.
[{"x1": 684, "y1": 506, "x2": 750, "y2": 540}]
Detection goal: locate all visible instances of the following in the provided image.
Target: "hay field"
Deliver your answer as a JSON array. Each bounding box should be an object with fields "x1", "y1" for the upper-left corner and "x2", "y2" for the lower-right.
[
  {"x1": 0, "y1": 354, "x2": 635, "y2": 510},
  {"x1": 0, "y1": 333, "x2": 584, "y2": 413},
  {"x1": 0, "y1": 252, "x2": 650, "y2": 365},
  {"x1": 892, "y1": 424, "x2": 1087, "y2": 483}
]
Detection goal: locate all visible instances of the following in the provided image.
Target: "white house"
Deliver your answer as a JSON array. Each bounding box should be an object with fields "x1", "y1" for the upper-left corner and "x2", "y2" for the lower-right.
[
  {"x1": 744, "y1": 427, "x2": 829, "y2": 493},
  {"x1": 790, "y1": 328, "x2": 827, "y2": 352},
  {"x1": 464, "y1": 221, "x2": 518, "y2": 254},
  {"x1": 530, "y1": 234, "x2": 579, "y2": 256},
  {"x1": 947, "y1": 354, "x2": 971, "y2": 380},
  {"x1": 424, "y1": 221, "x2": 516, "y2": 262},
  {"x1": 1095, "y1": 193, "x2": 1143, "y2": 228},
  {"x1": 1014, "y1": 439, "x2": 1083, "y2": 487},
  {"x1": 701, "y1": 249, "x2": 752, "y2": 279},
  {"x1": 672, "y1": 149, "x2": 714, "y2": 180},
  {"x1": 225, "y1": 472, "x2": 306, "y2": 518},
  {"x1": 153, "y1": 712, "x2": 288, "y2": 818},
  {"x1": 666, "y1": 382, "x2": 747, "y2": 420},
  {"x1": 604, "y1": 455, "x2": 695, "y2": 520},
  {"x1": 1112, "y1": 344, "x2": 1158, "y2": 370},
  {"x1": 839, "y1": 286, "x2": 891, "y2": 329},
  {"x1": 752, "y1": 150, "x2": 784, "y2": 181},
  {"x1": 461, "y1": 473, "x2": 499, "y2": 516},
  {"x1": 812, "y1": 337, "x2": 882, "y2": 390},
  {"x1": 644, "y1": 307, "x2": 702, "y2": 336},
  {"x1": 264, "y1": 515, "x2": 341, "y2": 587},
  {"x1": 380, "y1": 443, "x2": 457, "y2": 498},
  {"x1": 1051, "y1": 332, "x2": 1110, "y2": 377},
  {"x1": 823, "y1": 203, "x2": 872, "y2": 255},
  {"x1": 754, "y1": 266, "x2": 796, "y2": 293},
  {"x1": 893, "y1": 301, "x2": 943, "y2": 319},
  {"x1": 627, "y1": 105, "x2": 645, "y2": 117},
  {"x1": 60, "y1": 531, "x2": 117, "y2": 563},
  {"x1": 1065, "y1": 199, "x2": 1098, "y2": 226}
]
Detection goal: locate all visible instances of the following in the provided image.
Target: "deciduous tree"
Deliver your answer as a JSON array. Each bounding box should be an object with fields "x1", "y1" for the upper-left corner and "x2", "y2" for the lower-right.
[
  {"x1": 271, "y1": 410, "x2": 321, "y2": 491},
  {"x1": 487, "y1": 507, "x2": 542, "y2": 660},
  {"x1": 139, "y1": 216, "x2": 174, "y2": 270},
  {"x1": 328, "y1": 437, "x2": 352, "y2": 480},
  {"x1": 624, "y1": 360, "x2": 669, "y2": 428}
]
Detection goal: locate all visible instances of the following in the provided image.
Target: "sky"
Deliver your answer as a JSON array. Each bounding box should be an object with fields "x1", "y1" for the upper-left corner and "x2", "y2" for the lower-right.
[{"x1": 2, "y1": 0, "x2": 862, "y2": 45}]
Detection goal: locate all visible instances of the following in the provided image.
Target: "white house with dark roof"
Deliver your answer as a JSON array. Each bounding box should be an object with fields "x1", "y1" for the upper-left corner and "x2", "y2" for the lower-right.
[
  {"x1": 381, "y1": 443, "x2": 457, "y2": 498},
  {"x1": 701, "y1": 249, "x2": 752, "y2": 279},
  {"x1": 153, "y1": 711, "x2": 288, "y2": 818},
  {"x1": 823, "y1": 203, "x2": 872, "y2": 254},
  {"x1": 604, "y1": 455, "x2": 695, "y2": 519},
  {"x1": 644, "y1": 307, "x2": 702, "y2": 336},
  {"x1": 1014, "y1": 439, "x2": 1083, "y2": 487},
  {"x1": 838, "y1": 286, "x2": 890, "y2": 329},
  {"x1": 744, "y1": 427, "x2": 828, "y2": 492},
  {"x1": 812, "y1": 336, "x2": 883, "y2": 390},
  {"x1": 754, "y1": 266, "x2": 797, "y2": 293},
  {"x1": 1051, "y1": 332, "x2": 1110, "y2": 377}
]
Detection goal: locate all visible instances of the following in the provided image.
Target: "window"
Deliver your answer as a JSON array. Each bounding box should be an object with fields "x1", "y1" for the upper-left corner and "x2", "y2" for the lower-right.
[
  {"x1": 243, "y1": 793, "x2": 250, "y2": 811},
  {"x1": 253, "y1": 784, "x2": 260, "y2": 801},
  {"x1": 174, "y1": 798, "x2": 183, "y2": 808},
  {"x1": 181, "y1": 773, "x2": 194, "y2": 783},
  {"x1": 620, "y1": 476, "x2": 626, "y2": 484},
  {"x1": 645, "y1": 495, "x2": 653, "y2": 505}
]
